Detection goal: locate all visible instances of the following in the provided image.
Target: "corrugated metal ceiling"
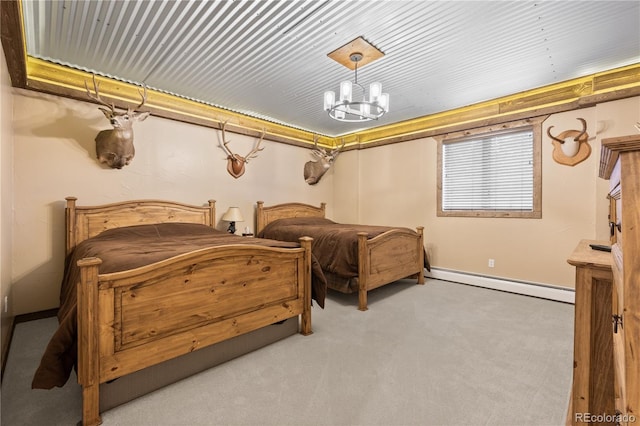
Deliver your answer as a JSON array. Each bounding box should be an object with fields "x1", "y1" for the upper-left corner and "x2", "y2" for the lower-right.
[{"x1": 21, "y1": 0, "x2": 640, "y2": 137}]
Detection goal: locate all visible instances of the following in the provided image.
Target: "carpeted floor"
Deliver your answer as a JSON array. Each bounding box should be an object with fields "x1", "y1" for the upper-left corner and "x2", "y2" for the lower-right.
[{"x1": 1, "y1": 278, "x2": 574, "y2": 426}]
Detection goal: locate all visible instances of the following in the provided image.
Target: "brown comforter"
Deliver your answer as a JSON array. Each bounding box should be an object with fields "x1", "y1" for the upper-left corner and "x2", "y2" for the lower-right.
[
  {"x1": 32, "y1": 223, "x2": 326, "y2": 390},
  {"x1": 257, "y1": 217, "x2": 431, "y2": 278}
]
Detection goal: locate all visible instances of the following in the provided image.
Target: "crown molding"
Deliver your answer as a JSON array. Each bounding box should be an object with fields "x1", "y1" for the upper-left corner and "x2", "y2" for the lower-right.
[{"x1": 24, "y1": 58, "x2": 640, "y2": 151}]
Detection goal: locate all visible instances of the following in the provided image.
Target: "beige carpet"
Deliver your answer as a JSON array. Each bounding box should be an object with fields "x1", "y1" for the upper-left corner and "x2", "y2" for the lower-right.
[{"x1": 1, "y1": 278, "x2": 573, "y2": 426}]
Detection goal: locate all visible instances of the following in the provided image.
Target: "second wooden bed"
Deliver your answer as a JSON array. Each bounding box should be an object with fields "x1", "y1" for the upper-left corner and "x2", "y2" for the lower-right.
[{"x1": 256, "y1": 201, "x2": 427, "y2": 311}]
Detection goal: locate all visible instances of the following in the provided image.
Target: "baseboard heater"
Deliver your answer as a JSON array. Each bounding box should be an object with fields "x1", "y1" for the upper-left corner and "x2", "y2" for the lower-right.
[{"x1": 426, "y1": 267, "x2": 575, "y2": 304}]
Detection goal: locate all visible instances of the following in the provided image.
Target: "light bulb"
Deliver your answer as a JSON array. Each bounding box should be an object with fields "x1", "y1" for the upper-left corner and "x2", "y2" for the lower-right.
[
  {"x1": 369, "y1": 82, "x2": 382, "y2": 102},
  {"x1": 379, "y1": 93, "x2": 389, "y2": 112},
  {"x1": 339, "y1": 80, "x2": 352, "y2": 103},
  {"x1": 324, "y1": 91, "x2": 335, "y2": 111}
]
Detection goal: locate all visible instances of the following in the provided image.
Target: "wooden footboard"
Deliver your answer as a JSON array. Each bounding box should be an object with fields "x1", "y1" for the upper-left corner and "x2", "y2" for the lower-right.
[
  {"x1": 77, "y1": 238, "x2": 313, "y2": 426},
  {"x1": 357, "y1": 226, "x2": 425, "y2": 311}
]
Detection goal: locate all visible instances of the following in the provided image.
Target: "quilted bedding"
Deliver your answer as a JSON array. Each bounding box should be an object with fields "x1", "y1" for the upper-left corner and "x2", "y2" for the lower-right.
[{"x1": 257, "y1": 217, "x2": 430, "y2": 278}]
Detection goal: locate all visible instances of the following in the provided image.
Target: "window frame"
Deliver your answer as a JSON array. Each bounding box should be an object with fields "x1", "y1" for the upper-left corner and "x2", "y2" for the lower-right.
[{"x1": 436, "y1": 118, "x2": 543, "y2": 218}]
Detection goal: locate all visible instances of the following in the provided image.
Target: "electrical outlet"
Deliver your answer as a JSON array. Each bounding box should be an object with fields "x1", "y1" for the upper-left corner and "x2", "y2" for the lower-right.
[{"x1": 488, "y1": 259, "x2": 495, "y2": 268}]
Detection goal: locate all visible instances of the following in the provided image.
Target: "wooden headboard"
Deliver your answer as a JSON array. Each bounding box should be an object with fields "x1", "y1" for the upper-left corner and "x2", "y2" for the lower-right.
[
  {"x1": 65, "y1": 196, "x2": 216, "y2": 255},
  {"x1": 256, "y1": 201, "x2": 326, "y2": 234}
]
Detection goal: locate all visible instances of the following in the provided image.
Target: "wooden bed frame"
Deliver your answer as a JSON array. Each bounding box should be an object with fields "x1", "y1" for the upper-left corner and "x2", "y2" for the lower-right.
[
  {"x1": 256, "y1": 201, "x2": 425, "y2": 311},
  {"x1": 66, "y1": 197, "x2": 313, "y2": 426}
]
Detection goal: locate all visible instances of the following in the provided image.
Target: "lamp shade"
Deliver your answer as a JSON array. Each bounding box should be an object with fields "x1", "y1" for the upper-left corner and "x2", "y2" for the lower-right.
[
  {"x1": 369, "y1": 82, "x2": 382, "y2": 102},
  {"x1": 339, "y1": 80, "x2": 352, "y2": 102},
  {"x1": 221, "y1": 207, "x2": 244, "y2": 222},
  {"x1": 379, "y1": 93, "x2": 389, "y2": 112}
]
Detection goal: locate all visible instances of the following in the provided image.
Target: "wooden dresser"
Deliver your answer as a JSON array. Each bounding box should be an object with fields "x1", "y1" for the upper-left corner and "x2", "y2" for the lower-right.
[
  {"x1": 567, "y1": 239, "x2": 614, "y2": 425},
  {"x1": 599, "y1": 134, "x2": 640, "y2": 425}
]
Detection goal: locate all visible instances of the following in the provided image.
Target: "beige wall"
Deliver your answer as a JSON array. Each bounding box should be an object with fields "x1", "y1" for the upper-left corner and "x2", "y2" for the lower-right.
[
  {"x1": 10, "y1": 90, "x2": 333, "y2": 315},
  {"x1": 335, "y1": 99, "x2": 640, "y2": 289},
  {"x1": 1, "y1": 37, "x2": 15, "y2": 361}
]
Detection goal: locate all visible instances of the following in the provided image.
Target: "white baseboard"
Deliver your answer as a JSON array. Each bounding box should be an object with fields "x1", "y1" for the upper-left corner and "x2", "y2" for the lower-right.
[{"x1": 426, "y1": 268, "x2": 575, "y2": 304}]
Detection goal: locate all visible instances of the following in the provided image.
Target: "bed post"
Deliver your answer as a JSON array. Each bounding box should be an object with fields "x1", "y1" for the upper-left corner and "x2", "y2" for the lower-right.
[
  {"x1": 357, "y1": 232, "x2": 369, "y2": 311},
  {"x1": 299, "y1": 236, "x2": 313, "y2": 335},
  {"x1": 256, "y1": 201, "x2": 265, "y2": 234},
  {"x1": 77, "y1": 257, "x2": 103, "y2": 426},
  {"x1": 66, "y1": 197, "x2": 77, "y2": 256},
  {"x1": 207, "y1": 199, "x2": 216, "y2": 227},
  {"x1": 416, "y1": 226, "x2": 425, "y2": 285}
]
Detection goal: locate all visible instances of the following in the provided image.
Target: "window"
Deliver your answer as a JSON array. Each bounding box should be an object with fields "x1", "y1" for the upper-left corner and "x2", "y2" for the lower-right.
[{"x1": 437, "y1": 119, "x2": 542, "y2": 218}]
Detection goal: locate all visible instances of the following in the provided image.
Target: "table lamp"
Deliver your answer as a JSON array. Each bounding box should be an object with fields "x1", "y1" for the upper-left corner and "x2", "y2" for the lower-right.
[{"x1": 221, "y1": 207, "x2": 244, "y2": 234}]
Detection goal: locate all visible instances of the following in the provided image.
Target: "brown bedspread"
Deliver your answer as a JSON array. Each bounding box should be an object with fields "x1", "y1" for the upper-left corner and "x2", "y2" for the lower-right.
[
  {"x1": 32, "y1": 223, "x2": 326, "y2": 390},
  {"x1": 257, "y1": 217, "x2": 431, "y2": 278}
]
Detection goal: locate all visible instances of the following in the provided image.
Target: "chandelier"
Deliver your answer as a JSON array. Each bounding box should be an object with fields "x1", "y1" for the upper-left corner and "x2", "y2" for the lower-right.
[{"x1": 323, "y1": 52, "x2": 389, "y2": 122}]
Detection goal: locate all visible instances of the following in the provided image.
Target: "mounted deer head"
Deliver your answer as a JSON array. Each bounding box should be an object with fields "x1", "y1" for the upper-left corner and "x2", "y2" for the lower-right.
[
  {"x1": 547, "y1": 117, "x2": 590, "y2": 166},
  {"x1": 303, "y1": 137, "x2": 345, "y2": 185},
  {"x1": 85, "y1": 74, "x2": 150, "y2": 169},
  {"x1": 218, "y1": 121, "x2": 265, "y2": 178}
]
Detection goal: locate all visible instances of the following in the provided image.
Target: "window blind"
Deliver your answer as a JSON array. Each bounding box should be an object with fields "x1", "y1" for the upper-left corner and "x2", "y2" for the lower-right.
[{"x1": 442, "y1": 129, "x2": 534, "y2": 211}]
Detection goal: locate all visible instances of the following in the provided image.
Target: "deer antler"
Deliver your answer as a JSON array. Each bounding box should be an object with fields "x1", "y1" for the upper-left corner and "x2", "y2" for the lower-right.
[
  {"x1": 574, "y1": 118, "x2": 587, "y2": 140},
  {"x1": 312, "y1": 135, "x2": 320, "y2": 149},
  {"x1": 85, "y1": 73, "x2": 147, "y2": 113},
  {"x1": 310, "y1": 135, "x2": 325, "y2": 157},
  {"x1": 331, "y1": 138, "x2": 346, "y2": 155},
  {"x1": 84, "y1": 74, "x2": 115, "y2": 112},
  {"x1": 219, "y1": 121, "x2": 235, "y2": 158},
  {"x1": 132, "y1": 85, "x2": 147, "y2": 111},
  {"x1": 218, "y1": 122, "x2": 265, "y2": 178},
  {"x1": 547, "y1": 118, "x2": 588, "y2": 143},
  {"x1": 244, "y1": 129, "x2": 265, "y2": 163}
]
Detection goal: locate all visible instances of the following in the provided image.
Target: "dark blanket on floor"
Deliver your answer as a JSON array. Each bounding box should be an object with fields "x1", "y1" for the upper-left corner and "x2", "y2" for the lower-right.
[
  {"x1": 32, "y1": 222, "x2": 326, "y2": 390},
  {"x1": 257, "y1": 217, "x2": 431, "y2": 277}
]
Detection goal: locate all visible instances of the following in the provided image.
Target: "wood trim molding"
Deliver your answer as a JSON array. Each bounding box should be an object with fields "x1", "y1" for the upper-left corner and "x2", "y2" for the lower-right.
[
  {"x1": 599, "y1": 134, "x2": 640, "y2": 179},
  {"x1": 436, "y1": 117, "x2": 545, "y2": 219},
  {"x1": 0, "y1": 0, "x2": 26, "y2": 88},
  {"x1": 2, "y1": 1, "x2": 639, "y2": 150}
]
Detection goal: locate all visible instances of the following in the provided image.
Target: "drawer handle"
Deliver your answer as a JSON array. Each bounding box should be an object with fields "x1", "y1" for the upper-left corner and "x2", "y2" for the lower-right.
[{"x1": 610, "y1": 221, "x2": 622, "y2": 234}]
